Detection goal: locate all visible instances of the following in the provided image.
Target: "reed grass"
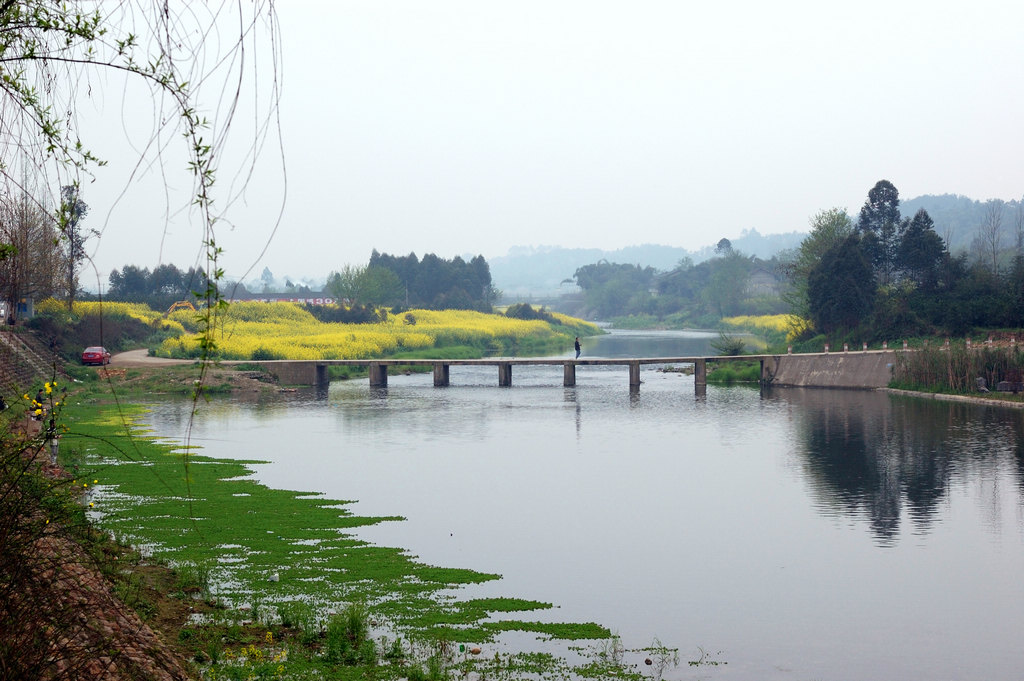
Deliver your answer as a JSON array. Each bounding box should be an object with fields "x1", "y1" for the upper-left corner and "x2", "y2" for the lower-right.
[{"x1": 892, "y1": 345, "x2": 1024, "y2": 394}]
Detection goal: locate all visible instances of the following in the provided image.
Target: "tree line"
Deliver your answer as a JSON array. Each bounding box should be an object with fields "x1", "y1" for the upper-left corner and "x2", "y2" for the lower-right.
[
  {"x1": 793, "y1": 180, "x2": 1024, "y2": 344},
  {"x1": 106, "y1": 264, "x2": 212, "y2": 311},
  {"x1": 326, "y1": 250, "x2": 497, "y2": 312},
  {"x1": 567, "y1": 242, "x2": 787, "y2": 325}
]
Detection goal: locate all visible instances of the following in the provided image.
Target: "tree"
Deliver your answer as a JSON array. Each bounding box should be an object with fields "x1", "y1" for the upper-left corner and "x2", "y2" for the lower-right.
[
  {"x1": 896, "y1": 209, "x2": 946, "y2": 289},
  {"x1": 358, "y1": 266, "x2": 404, "y2": 307},
  {"x1": 0, "y1": 190, "x2": 61, "y2": 321},
  {"x1": 58, "y1": 185, "x2": 90, "y2": 310},
  {"x1": 107, "y1": 265, "x2": 151, "y2": 301},
  {"x1": 784, "y1": 207, "x2": 853, "y2": 322},
  {"x1": 703, "y1": 250, "x2": 750, "y2": 317},
  {"x1": 1013, "y1": 200, "x2": 1024, "y2": 258},
  {"x1": 857, "y1": 180, "x2": 905, "y2": 285},
  {"x1": 978, "y1": 199, "x2": 1005, "y2": 275},
  {"x1": 807, "y1": 235, "x2": 876, "y2": 334},
  {"x1": 368, "y1": 250, "x2": 494, "y2": 311},
  {"x1": 326, "y1": 265, "x2": 365, "y2": 305},
  {"x1": 0, "y1": 1, "x2": 280, "y2": 340},
  {"x1": 572, "y1": 261, "x2": 657, "y2": 318}
]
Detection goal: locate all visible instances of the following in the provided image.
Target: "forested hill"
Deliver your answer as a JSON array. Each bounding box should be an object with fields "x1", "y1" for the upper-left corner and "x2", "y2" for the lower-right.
[
  {"x1": 491, "y1": 230, "x2": 804, "y2": 297},
  {"x1": 900, "y1": 194, "x2": 1023, "y2": 253}
]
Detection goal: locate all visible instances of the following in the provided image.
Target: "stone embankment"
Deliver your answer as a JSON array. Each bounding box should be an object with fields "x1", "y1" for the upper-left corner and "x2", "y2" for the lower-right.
[{"x1": 0, "y1": 329, "x2": 64, "y2": 391}]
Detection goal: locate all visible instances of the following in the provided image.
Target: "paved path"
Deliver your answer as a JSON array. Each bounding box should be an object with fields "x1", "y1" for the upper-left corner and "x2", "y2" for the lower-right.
[{"x1": 109, "y1": 349, "x2": 192, "y2": 368}]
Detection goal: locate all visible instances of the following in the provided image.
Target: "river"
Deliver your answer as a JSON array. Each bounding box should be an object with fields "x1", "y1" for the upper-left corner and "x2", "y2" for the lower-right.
[{"x1": 140, "y1": 329, "x2": 1024, "y2": 680}]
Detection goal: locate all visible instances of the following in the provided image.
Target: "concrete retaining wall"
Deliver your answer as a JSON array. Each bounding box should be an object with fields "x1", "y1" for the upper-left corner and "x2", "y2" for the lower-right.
[
  {"x1": 256, "y1": 361, "x2": 320, "y2": 386},
  {"x1": 763, "y1": 351, "x2": 897, "y2": 389}
]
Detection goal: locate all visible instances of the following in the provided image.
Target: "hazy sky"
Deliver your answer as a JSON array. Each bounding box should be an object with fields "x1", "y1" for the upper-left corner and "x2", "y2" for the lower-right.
[{"x1": 80, "y1": 1, "x2": 1024, "y2": 286}]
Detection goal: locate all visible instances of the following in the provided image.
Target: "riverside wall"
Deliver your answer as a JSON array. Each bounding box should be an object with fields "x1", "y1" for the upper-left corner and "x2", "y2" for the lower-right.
[
  {"x1": 762, "y1": 350, "x2": 897, "y2": 389},
  {"x1": 255, "y1": 361, "x2": 320, "y2": 386}
]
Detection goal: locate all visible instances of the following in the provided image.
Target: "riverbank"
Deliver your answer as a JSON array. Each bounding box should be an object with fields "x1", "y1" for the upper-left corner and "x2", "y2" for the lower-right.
[
  {"x1": 13, "y1": 357, "x2": 1024, "y2": 680},
  {"x1": 883, "y1": 387, "x2": 1024, "y2": 408},
  {"x1": 0, "y1": 415, "x2": 199, "y2": 680}
]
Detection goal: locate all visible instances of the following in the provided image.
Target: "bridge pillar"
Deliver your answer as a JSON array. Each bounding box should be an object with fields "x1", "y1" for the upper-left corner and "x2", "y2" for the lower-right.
[
  {"x1": 369, "y1": 362, "x2": 388, "y2": 387},
  {"x1": 315, "y1": 364, "x2": 329, "y2": 390},
  {"x1": 628, "y1": 361, "x2": 641, "y2": 392},
  {"x1": 694, "y1": 358, "x2": 707, "y2": 397},
  {"x1": 498, "y1": 362, "x2": 512, "y2": 387},
  {"x1": 563, "y1": 362, "x2": 576, "y2": 387},
  {"x1": 433, "y1": 363, "x2": 450, "y2": 387}
]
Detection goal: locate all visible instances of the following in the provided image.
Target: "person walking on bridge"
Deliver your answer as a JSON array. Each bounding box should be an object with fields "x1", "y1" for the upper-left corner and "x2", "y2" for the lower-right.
[{"x1": 575, "y1": 337, "x2": 581, "y2": 359}]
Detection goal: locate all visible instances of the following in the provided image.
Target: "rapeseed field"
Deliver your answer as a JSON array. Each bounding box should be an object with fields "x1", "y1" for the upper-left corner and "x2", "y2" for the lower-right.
[
  {"x1": 721, "y1": 314, "x2": 808, "y2": 343},
  {"x1": 154, "y1": 302, "x2": 598, "y2": 360}
]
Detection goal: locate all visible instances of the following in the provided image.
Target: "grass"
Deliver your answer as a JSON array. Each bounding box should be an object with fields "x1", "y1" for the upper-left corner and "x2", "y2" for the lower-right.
[{"x1": 707, "y1": 361, "x2": 762, "y2": 384}]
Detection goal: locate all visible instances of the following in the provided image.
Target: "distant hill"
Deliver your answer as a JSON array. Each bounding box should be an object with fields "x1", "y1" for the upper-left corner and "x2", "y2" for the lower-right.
[
  {"x1": 490, "y1": 230, "x2": 805, "y2": 298},
  {"x1": 900, "y1": 194, "x2": 1023, "y2": 253}
]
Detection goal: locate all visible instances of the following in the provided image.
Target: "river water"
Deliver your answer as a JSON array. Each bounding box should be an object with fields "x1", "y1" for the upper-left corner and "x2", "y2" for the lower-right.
[{"x1": 141, "y1": 330, "x2": 1024, "y2": 680}]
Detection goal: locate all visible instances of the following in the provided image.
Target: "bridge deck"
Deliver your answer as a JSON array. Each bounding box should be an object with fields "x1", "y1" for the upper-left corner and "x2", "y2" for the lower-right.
[
  {"x1": 295, "y1": 356, "x2": 749, "y2": 366},
  {"x1": 244, "y1": 355, "x2": 774, "y2": 393},
  {"x1": 237, "y1": 350, "x2": 896, "y2": 394}
]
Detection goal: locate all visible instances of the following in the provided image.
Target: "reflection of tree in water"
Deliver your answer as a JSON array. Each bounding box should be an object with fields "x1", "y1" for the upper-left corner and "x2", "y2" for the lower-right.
[{"x1": 774, "y1": 389, "x2": 1024, "y2": 545}]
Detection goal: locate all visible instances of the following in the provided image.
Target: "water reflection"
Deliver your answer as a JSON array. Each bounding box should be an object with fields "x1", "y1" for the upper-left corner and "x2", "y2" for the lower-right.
[
  {"x1": 772, "y1": 388, "x2": 1024, "y2": 545},
  {"x1": 137, "y1": 367, "x2": 1024, "y2": 680}
]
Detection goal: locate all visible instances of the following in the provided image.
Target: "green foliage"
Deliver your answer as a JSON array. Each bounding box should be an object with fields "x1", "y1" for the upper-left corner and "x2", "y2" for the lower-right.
[
  {"x1": 173, "y1": 560, "x2": 212, "y2": 598},
  {"x1": 857, "y1": 179, "x2": 905, "y2": 286},
  {"x1": 249, "y1": 347, "x2": 282, "y2": 361},
  {"x1": 892, "y1": 344, "x2": 1024, "y2": 394},
  {"x1": 783, "y1": 207, "x2": 854, "y2": 321},
  {"x1": 107, "y1": 263, "x2": 212, "y2": 311},
  {"x1": 710, "y1": 332, "x2": 746, "y2": 356},
  {"x1": 707, "y1": 362, "x2": 761, "y2": 384},
  {"x1": 324, "y1": 603, "x2": 377, "y2": 666},
  {"x1": 367, "y1": 251, "x2": 497, "y2": 311},
  {"x1": 27, "y1": 306, "x2": 170, "y2": 359},
  {"x1": 326, "y1": 265, "x2": 405, "y2": 308},
  {"x1": 504, "y1": 303, "x2": 556, "y2": 323},
  {"x1": 570, "y1": 250, "x2": 789, "y2": 325},
  {"x1": 807, "y1": 234, "x2": 876, "y2": 335},
  {"x1": 302, "y1": 302, "x2": 378, "y2": 324},
  {"x1": 784, "y1": 181, "x2": 1024, "y2": 342}
]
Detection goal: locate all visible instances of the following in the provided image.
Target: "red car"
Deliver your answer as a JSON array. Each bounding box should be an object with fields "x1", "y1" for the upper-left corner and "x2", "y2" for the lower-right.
[{"x1": 81, "y1": 346, "x2": 111, "y2": 366}]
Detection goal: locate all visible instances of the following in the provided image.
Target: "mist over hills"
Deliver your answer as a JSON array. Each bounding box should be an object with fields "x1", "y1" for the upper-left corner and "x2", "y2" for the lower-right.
[
  {"x1": 220, "y1": 192, "x2": 1020, "y2": 299},
  {"x1": 490, "y1": 230, "x2": 805, "y2": 298},
  {"x1": 492, "y1": 193, "x2": 1024, "y2": 298},
  {"x1": 901, "y1": 194, "x2": 1023, "y2": 253}
]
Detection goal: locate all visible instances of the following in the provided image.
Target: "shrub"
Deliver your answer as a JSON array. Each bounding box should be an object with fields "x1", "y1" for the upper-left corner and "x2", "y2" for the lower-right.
[
  {"x1": 710, "y1": 332, "x2": 746, "y2": 356},
  {"x1": 324, "y1": 602, "x2": 377, "y2": 666},
  {"x1": 505, "y1": 303, "x2": 555, "y2": 323}
]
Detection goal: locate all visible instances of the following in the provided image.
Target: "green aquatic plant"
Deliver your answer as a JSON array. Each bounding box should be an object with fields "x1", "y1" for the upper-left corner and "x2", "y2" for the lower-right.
[{"x1": 60, "y1": 396, "x2": 619, "y2": 681}]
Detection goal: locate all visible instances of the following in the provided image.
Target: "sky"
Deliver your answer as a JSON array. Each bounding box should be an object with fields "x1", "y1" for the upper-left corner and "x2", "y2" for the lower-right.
[{"x1": 78, "y1": 0, "x2": 1024, "y2": 288}]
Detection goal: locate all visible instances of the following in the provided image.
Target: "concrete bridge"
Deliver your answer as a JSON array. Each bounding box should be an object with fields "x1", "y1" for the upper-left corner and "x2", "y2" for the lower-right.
[{"x1": 246, "y1": 349, "x2": 898, "y2": 395}]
